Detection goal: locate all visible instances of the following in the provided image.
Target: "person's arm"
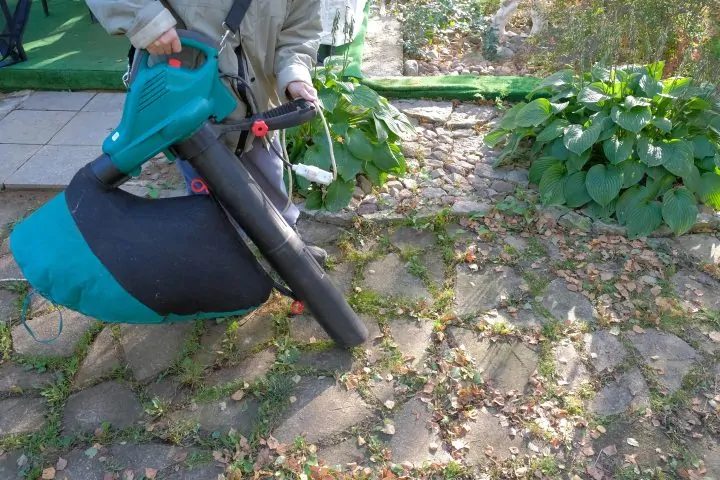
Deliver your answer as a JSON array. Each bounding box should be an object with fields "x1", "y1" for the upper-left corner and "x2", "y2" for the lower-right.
[
  {"x1": 274, "y1": 0, "x2": 323, "y2": 102},
  {"x1": 85, "y1": 0, "x2": 178, "y2": 52}
]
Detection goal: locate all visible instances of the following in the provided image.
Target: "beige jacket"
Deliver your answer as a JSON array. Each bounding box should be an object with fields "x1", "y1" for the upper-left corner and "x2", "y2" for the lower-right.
[{"x1": 86, "y1": 0, "x2": 322, "y2": 147}]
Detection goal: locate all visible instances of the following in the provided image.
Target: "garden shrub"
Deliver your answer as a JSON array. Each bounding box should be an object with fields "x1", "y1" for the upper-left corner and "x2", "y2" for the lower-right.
[
  {"x1": 485, "y1": 62, "x2": 720, "y2": 238},
  {"x1": 529, "y1": 0, "x2": 718, "y2": 82},
  {"x1": 394, "y1": 0, "x2": 500, "y2": 60},
  {"x1": 285, "y1": 56, "x2": 415, "y2": 212}
]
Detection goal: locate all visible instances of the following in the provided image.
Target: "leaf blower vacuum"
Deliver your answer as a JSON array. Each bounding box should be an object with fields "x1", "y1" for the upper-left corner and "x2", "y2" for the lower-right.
[{"x1": 8, "y1": 30, "x2": 369, "y2": 347}]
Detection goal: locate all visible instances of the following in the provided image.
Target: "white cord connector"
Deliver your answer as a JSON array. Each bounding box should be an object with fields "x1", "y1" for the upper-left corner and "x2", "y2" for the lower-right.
[{"x1": 292, "y1": 164, "x2": 334, "y2": 185}]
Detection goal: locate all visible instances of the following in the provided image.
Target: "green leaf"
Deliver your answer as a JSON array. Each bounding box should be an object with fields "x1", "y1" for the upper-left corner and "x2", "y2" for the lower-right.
[
  {"x1": 540, "y1": 69, "x2": 575, "y2": 88},
  {"x1": 539, "y1": 163, "x2": 567, "y2": 205},
  {"x1": 698, "y1": 156, "x2": 717, "y2": 172},
  {"x1": 664, "y1": 142, "x2": 695, "y2": 178},
  {"x1": 567, "y1": 150, "x2": 591, "y2": 173},
  {"x1": 585, "y1": 200, "x2": 617, "y2": 219},
  {"x1": 303, "y1": 139, "x2": 332, "y2": 170},
  {"x1": 693, "y1": 136, "x2": 717, "y2": 159},
  {"x1": 372, "y1": 142, "x2": 402, "y2": 172},
  {"x1": 498, "y1": 103, "x2": 525, "y2": 130},
  {"x1": 550, "y1": 138, "x2": 571, "y2": 160},
  {"x1": 586, "y1": 164, "x2": 623, "y2": 207},
  {"x1": 350, "y1": 84, "x2": 383, "y2": 109},
  {"x1": 363, "y1": 162, "x2": 386, "y2": 186},
  {"x1": 700, "y1": 172, "x2": 720, "y2": 210},
  {"x1": 578, "y1": 83, "x2": 612, "y2": 105},
  {"x1": 625, "y1": 201, "x2": 663, "y2": 239},
  {"x1": 346, "y1": 129, "x2": 374, "y2": 163},
  {"x1": 662, "y1": 187, "x2": 698, "y2": 235},
  {"x1": 662, "y1": 77, "x2": 693, "y2": 98},
  {"x1": 529, "y1": 157, "x2": 562, "y2": 185},
  {"x1": 639, "y1": 75, "x2": 663, "y2": 97},
  {"x1": 304, "y1": 189, "x2": 323, "y2": 210},
  {"x1": 324, "y1": 179, "x2": 355, "y2": 212},
  {"x1": 516, "y1": 99, "x2": 554, "y2": 127},
  {"x1": 651, "y1": 117, "x2": 673, "y2": 133},
  {"x1": 599, "y1": 124, "x2": 618, "y2": 142},
  {"x1": 623, "y1": 96, "x2": 652, "y2": 109},
  {"x1": 373, "y1": 115, "x2": 389, "y2": 143},
  {"x1": 618, "y1": 158, "x2": 647, "y2": 188},
  {"x1": 616, "y1": 186, "x2": 643, "y2": 225},
  {"x1": 564, "y1": 171, "x2": 592, "y2": 208},
  {"x1": 603, "y1": 135, "x2": 635, "y2": 164},
  {"x1": 637, "y1": 137, "x2": 693, "y2": 170},
  {"x1": 318, "y1": 88, "x2": 340, "y2": 113},
  {"x1": 591, "y1": 63, "x2": 612, "y2": 82},
  {"x1": 682, "y1": 164, "x2": 702, "y2": 195},
  {"x1": 550, "y1": 102, "x2": 570, "y2": 113},
  {"x1": 537, "y1": 119, "x2": 569, "y2": 143},
  {"x1": 332, "y1": 142, "x2": 363, "y2": 181},
  {"x1": 483, "y1": 129, "x2": 508, "y2": 148},
  {"x1": 611, "y1": 105, "x2": 653, "y2": 133},
  {"x1": 563, "y1": 116, "x2": 606, "y2": 155}
]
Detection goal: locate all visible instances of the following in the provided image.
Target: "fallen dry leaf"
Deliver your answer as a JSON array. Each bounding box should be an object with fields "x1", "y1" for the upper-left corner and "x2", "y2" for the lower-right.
[
  {"x1": 145, "y1": 468, "x2": 157, "y2": 479},
  {"x1": 41, "y1": 467, "x2": 55, "y2": 479},
  {"x1": 266, "y1": 436, "x2": 280, "y2": 450},
  {"x1": 231, "y1": 390, "x2": 244, "y2": 401},
  {"x1": 709, "y1": 332, "x2": 720, "y2": 343},
  {"x1": 384, "y1": 400, "x2": 396, "y2": 409},
  {"x1": 633, "y1": 326, "x2": 645, "y2": 334},
  {"x1": 123, "y1": 470, "x2": 135, "y2": 480},
  {"x1": 55, "y1": 458, "x2": 67, "y2": 471},
  {"x1": 382, "y1": 424, "x2": 395, "y2": 435},
  {"x1": 587, "y1": 465, "x2": 604, "y2": 480},
  {"x1": 596, "y1": 425, "x2": 607, "y2": 434},
  {"x1": 602, "y1": 444, "x2": 617, "y2": 456},
  {"x1": 627, "y1": 438, "x2": 640, "y2": 447}
]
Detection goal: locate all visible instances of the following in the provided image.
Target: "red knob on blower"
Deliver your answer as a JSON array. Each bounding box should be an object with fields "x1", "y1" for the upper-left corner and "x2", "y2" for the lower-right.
[
  {"x1": 291, "y1": 301, "x2": 304, "y2": 315},
  {"x1": 252, "y1": 120, "x2": 269, "y2": 137}
]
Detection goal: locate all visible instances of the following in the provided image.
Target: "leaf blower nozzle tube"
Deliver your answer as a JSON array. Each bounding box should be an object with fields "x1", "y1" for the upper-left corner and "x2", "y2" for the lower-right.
[{"x1": 172, "y1": 123, "x2": 369, "y2": 348}]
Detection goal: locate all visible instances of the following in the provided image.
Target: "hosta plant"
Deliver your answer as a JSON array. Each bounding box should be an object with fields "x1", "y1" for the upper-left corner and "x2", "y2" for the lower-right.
[
  {"x1": 485, "y1": 62, "x2": 720, "y2": 238},
  {"x1": 286, "y1": 56, "x2": 414, "y2": 212}
]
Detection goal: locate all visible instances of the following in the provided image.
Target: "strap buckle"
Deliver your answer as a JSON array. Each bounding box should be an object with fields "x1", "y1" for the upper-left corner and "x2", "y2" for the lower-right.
[{"x1": 218, "y1": 23, "x2": 236, "y2": 55}]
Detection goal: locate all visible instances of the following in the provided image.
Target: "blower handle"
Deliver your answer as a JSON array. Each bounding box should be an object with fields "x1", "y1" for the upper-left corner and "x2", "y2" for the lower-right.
[
  {"x1": 127, "y1": 29, "x2": 222, "y2": 85},
  {"x1": 216, "y1": 99, "x2": 318, "y2": 137}
]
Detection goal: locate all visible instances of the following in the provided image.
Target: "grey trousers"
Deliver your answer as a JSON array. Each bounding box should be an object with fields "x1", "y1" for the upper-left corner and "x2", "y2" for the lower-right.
[{"x1": 175, "y1": 135, "x2": 300, "y2": 226}]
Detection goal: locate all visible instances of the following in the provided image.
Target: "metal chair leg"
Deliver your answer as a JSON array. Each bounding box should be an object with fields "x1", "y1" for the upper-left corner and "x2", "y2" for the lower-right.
[{"x1": 41, "y1": 0, "x2": 48, "y2": 16}]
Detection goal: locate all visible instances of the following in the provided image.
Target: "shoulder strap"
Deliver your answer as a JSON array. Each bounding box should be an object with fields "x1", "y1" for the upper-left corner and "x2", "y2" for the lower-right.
[{"x1": 224, "y1": 0, "x2": 253, "y2": 34}]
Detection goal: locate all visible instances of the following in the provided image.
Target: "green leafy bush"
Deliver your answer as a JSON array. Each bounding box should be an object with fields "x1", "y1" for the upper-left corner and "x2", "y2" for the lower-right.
[
  {"x1": 529, "y1": 0, "x2": 717, "y2": 82},
  {"x1": 395, "y1": 0, "x2": 500, "y2": 59},
  {"x1": 485, "y1": 62, "x2": 720, "y2": 238},
  {"x1": 285, "y1": 57, "x2": 415, "y2": 212}
]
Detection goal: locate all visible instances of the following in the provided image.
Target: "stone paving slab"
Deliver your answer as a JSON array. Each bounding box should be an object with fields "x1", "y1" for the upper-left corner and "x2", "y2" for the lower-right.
[
  {"x1": 0, "y1": 110, "x2": 76, "y2": 145},
  {"x1": 205, "y1": 348, "x2": 276, "y2": 387},
  {"x1": 584, "y1": 331, "x2": 627, "y2": 373},
  {"x1": 389, "y1": 318, "x2": 434, "y2": 368},
  {"x1": 540, "y1": 278, "x2": 597, "y2": 324},
  {"x1": 0, "y1": 144, "x2": 40, "y2": 186},
  {"x1": 119, "y1": 323, "x2": 193, "y2": 382},
  {"x1": 628, "y1": 329, "x2": 700, "y2": 394},
  {"x1": 168, "y1": 397, "x2": 259, "y2": 438},
  {"x1": 0, "y1": 288, "x2": 20, "y2": 325},
  {"x1": 62, "y1": 381, "x2": 144, "y2": 434},
  {"x1": 19, "y1": 92, "x2": 95, "y2": 111},
  {"x1": 385, "y1": 398, "x2": 451, "y2": 467},
  {"x1": 74, "y1": 328, "x2": 123, "y2": 387},
  {"x1": 273, "y1": 377, "x2": 373, "y2": 445},
  {"x1": 81, "y1": 92, "x2": 126, "y2": 112},
  {"x1": 48, "y1": 111, "x2": 122, "y2": 146},
  {"x1": 362, "y1": 253, "x2": 430, "y2": 301},
  {"x1": 11, "y1": 310, "x2": 97, "y2": 357},
  {"x1": 4, "y1": 145, "x2": 99, "y2": 189},
  {"x1": 0, "y1": 397, "x2": 46, "y2": 436},
  {"x1": 590, "y1": 367, "x2": 651, "y2": 415},
  {"x1": 0, "y1": 363, "x2": 54, "y2": 393},
  {"x1": 453, "y1": 266, "x2": 523, "y2": 317}
]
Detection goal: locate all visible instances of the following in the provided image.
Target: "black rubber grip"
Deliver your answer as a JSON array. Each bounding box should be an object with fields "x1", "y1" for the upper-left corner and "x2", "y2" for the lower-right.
[{"x1": 257, "y1": 99, "x2": 317, "y2": 129}]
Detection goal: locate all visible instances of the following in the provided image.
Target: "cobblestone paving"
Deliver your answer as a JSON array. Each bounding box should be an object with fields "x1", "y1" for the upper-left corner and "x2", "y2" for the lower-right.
[{"x1": 2, "y1": 105, "x2": 720, "y2": 479}]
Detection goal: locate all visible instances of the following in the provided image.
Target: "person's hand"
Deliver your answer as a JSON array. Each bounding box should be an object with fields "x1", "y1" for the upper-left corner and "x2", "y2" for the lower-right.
[
  {"x1": 147, "y1": 28, "x2": 181, "y2": 56},
  {"x1": 287, "y1": 81, "x2": 318, "y2": 103}
]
